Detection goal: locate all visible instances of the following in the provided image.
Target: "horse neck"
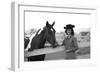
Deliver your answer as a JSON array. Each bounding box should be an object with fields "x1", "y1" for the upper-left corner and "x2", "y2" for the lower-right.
[{"x1": 38, "y1": 30, "x2": 46, "y2": 48}]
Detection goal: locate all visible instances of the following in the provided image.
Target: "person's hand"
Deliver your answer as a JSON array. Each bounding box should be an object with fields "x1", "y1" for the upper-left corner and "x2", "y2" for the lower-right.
[
  {"x1": 65, "y1": 48, "x2": 78, "y2": 53},
  {"x1": 65, "y1": 49, "x2": 71, "y2": 53}
]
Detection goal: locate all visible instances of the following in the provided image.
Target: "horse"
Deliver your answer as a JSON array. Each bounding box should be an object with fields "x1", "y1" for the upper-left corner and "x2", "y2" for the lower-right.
[{"x1": 24, "y1": 21, "x2": 58, "y2": 61}]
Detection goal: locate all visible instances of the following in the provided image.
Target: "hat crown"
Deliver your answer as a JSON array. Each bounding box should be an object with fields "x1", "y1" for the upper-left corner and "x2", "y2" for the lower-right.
[{"x1": 64, "y1": 24, "x2": 75, "y2": 29}]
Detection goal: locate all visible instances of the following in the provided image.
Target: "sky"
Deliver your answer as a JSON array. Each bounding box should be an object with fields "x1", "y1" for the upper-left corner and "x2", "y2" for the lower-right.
[{"x1": 25, "y1": 11, "x2": 91, "y2": 33}]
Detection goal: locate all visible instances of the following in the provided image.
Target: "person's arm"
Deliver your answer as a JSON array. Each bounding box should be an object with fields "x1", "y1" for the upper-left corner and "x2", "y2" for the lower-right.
[{"x1": 62, "y1": 39, "x2": 65, "y2": 46}]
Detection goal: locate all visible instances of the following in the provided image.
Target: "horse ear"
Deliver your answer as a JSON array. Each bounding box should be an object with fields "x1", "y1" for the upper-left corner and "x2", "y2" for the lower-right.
[
  {"x1": 52, "y1": 21, "x2": 55, "y2": 27},
  {"x1": 46, "y1": 21, "x2": 49, "y2": 27}
]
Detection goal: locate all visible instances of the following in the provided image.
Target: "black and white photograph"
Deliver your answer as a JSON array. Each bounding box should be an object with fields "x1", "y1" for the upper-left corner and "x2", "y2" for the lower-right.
[
  {"x1": 10, "y1": 1, "x2": 98, "y2": 71},
  {"x1": 24, "y1": 9, "x2": 90, "y2": 62}
]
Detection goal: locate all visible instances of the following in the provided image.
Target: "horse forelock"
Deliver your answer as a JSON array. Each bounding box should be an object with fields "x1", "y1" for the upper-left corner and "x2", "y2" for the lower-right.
[{"x1": 50, "y1": 28, "x2": 54, "y2": 32}]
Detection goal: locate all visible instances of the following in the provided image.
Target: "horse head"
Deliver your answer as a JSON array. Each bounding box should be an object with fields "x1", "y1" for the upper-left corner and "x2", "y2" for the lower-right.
[
  {"x1": 25, "y1": 21, "x2": 58, "y2": 52},
  {"x1": 43, "y1": 21, "x2": 58, "y2": 48}
]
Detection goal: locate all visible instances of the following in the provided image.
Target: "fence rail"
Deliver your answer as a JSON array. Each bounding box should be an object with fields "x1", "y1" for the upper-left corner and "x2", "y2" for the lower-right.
[
  {"x1": 24, "y1": 42, "x2": 90, "y2": 57},
  {"x1": 24, "y1": 46, "x2": 65, "y2": 57}
]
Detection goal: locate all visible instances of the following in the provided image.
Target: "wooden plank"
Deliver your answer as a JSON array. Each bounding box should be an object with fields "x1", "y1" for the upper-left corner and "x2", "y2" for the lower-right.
[
  {"x1": 24, "y1": 46, "x2": 65, "y2": 57},
  {"x1": 24, "y1": 42, "x2": 90, "y2": 57}
]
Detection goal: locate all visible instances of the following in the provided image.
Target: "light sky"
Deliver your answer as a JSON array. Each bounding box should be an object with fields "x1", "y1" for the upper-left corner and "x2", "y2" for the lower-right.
[{"x1": 25, "y1": 12, "x2": 91, "y2": 33}]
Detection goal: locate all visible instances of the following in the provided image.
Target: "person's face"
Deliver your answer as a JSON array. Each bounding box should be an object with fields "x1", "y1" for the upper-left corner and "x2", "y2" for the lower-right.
[{"x1": 66, "y1": 29, "x2": 72, "y2": 35}]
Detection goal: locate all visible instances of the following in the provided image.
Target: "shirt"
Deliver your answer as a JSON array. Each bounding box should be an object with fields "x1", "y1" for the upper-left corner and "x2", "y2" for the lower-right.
[{"x1": 62, "y1": 36, "x2": 79, "y2": 53}]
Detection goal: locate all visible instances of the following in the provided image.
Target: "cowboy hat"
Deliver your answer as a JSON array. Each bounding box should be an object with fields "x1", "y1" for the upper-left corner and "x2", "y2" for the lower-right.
[{"x1": 64, "y1": 24, "x2": 75, "y2": 29}]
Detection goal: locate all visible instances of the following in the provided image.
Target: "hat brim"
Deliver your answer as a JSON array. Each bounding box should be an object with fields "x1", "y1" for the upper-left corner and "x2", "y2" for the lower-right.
[
  {"x1": 64, "y1": 24, "x2": 75, "y2": 29},
  {"x1": 64, "y1": 27, "x2": 67, "y2": 29}
]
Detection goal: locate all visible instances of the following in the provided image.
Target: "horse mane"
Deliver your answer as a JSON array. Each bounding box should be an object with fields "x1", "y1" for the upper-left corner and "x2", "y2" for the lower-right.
[
  {"x1": 35, "y1": 28, "x2": 41, "y2": 36},
  {"x1": 24, "y1": 28, "x2": 42, "y2": 51}
]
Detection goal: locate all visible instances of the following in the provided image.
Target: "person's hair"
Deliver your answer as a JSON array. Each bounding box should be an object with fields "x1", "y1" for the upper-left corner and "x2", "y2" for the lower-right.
[{"x1": 65, "y1": 28, "x2": 74, "y2": 36}]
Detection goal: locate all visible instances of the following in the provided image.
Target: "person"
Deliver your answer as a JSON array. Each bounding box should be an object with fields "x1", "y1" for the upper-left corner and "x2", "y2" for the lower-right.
[{"x1": 62, "y1": 24, "x2": 79, "y2": 59}]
